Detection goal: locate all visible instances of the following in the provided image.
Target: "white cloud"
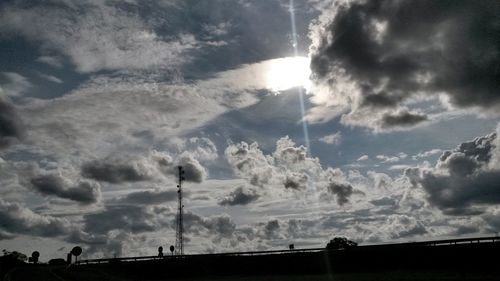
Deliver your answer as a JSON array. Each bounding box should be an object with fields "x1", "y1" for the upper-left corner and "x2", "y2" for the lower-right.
[
  {"x1": 0, "y1": 3, "x2": 198, "y2": 73},
  {"x1": 1, "y1": 72, "x2": 32, "y2": 97},
  {"x1": 38, "y1": 73, "x2": 63, "y2": 84},
  {"x1": 225, "y1": 136, "x2": 364, "y2": 206},
  {"x1": 376, "y1": 155, "x2": 400, "y2": 163},
  {"x1": 357, "y1": 155, "x2": 369, "y2": 161},
  {"x1": 36, "y1": 56, "x2": 63, "y2": 68},
  {"x1": 412, "y1": 149, "x2": 443, "y2": 160},
  {"x1": 319, "y1": 131, "x2": 342, "y2": 145}
]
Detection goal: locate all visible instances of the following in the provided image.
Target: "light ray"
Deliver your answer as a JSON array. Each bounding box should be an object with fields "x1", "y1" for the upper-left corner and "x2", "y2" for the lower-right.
[{"x1": 288, "y1": 0, "x2": 312, "y2": 158}]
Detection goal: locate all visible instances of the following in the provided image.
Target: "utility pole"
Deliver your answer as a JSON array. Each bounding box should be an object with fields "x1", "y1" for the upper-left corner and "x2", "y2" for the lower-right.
[{"x1": 175, "y1": 166, "x2": 185, "y2": 256}]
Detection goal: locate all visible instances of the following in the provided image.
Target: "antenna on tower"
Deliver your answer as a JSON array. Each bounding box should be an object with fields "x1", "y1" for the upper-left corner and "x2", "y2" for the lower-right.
[{"x1": 175, "y1": 166, "x2": 185, "y2": 256}]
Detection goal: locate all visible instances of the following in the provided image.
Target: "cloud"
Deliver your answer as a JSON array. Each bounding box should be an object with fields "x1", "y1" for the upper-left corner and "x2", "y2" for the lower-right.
[
  {"x1": 262, "y1": 219, "x2": 281, "y2": 239},
  {"x1": 156, "y1": 152, "x2": 208, "y2": 183},
  {"x1": 81, "y1": 157, "x2": 155, "y2": 184},
  {"x1": 327, "y1": 182, "x2": 354, "y2": 206},
  {"x1": 112, "y1": 189, "x2": 178, "y2": 205},
  {"x1": 0, "y1": 72, "x2": 32, "y2": 97},
  {"x1": 18, "y1": 66, "x2": 260, "y2": 165},
  {"x1": 0, "y1": 97, "x2": 24, "y2": 149},
  {"x1": 83, "y1": 205, "x2": 171, "y2": 235},
  {"x1": 376, "y1": 155, "x2": 400, "y2": 163},
  {"x1": 176, "y1": 154, "x2": 208, "y2": 183},
  {"x1": 81, "y1": 149, "x2": 209, "y2": 184},
  {"x1": 225, "y1": 136, "x2": 364, "y2": 205},
  {"x1": 412, "y1": 149, "x2": 443, "y2": 160},
  {"x1": 380, "y1": 110, "x2": 428, "y2": 129},
  {"x1": 36, "y1": 56, "x2": 63, "y2": 68},
  {"x1": 319, "y1": 131, "x2": 342, "y2": 145},
  {"x1": 182, "y1": 212, "x2": 236, "y2": 239},
  {"x1": 308, "y1": 0, "x2": 500, "y2": 131},
  {"x1": 38, "y1": 73, "x2": 63, "y2": 84},
  {"x1": 406, "y1": 131, "x2": 500, "y2": 214},
  {"x1": 218, "y1": 186, "x2": 260, "y2": 206},
  {"x1": 370, "y1": 196, "x2": 397, "y2": 207},
  {"x1": 0, "y1": 199, "x2": 69, "y2": 238},
  {"x1": 30, "y1": 174, "x2": 101, "y2": 204},
  {"x1": 224, "y1": 141, "x2": 275, "y2": 188},
  {"x1": 283, "y1": 172, "x2": 309, "y2": 190},
  {"x1": 357, "y1": 155, "x2": 369, "y2": 161},
  {"x1": 383, "y1": 214, "x2": 428, "y2": 240},
  {"x1": 166, "y1": 137, "x2": 218, "y2": 162},
  {"x1": 0, "y1": 2, "x2": 198, "y2": 73}
]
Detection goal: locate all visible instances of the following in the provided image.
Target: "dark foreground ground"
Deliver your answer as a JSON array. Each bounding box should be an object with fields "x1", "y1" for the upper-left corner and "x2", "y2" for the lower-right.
[
  {"x1": 3, "y1": 240, "x2": 500, "y2": 281},
  {"x1": 5, "y1": 267, "x2": 500, "y2": 281}
]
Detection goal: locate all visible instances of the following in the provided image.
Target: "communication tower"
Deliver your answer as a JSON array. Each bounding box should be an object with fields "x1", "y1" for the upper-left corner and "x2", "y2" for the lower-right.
[{"x1": 175, "y1": 166, "x2": 185, "y2": 255}]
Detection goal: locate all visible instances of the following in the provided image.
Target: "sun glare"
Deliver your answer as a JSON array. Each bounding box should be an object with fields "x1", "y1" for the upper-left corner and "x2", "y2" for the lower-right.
[{"x1": 265, "y1": 56, "x2": 311, "y2": 93}]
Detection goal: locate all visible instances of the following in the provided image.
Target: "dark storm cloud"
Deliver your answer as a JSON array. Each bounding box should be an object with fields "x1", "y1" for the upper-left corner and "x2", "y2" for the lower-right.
[
  {"x1": 310, "y1": 0, "x2": 500, "y2": 128},
  {"x1": 81, "y1": 160, "x2": 153, "y2": 183},
  {"x1": 380, "y1": 111, "x2": 428, "y2": 129},
  {"x1": 360, "y1": 92, "x2": 401, "y2": 108},
  {"x1": 327, "y1": 182, "x2": 354, "y2": 206},
  {"x1": 30, "y1": 174, "x2": 100, "y2": 204},
  {"x1": 0, "y1": 199, "x2": 68, "y2": 237},
  {"x1": 0, "y1": 98, "x2": 23, "y2": 148},
  {"x1": 218, "y1": 186, "x2": 260, "y2": 206},
  {"x1": 406, "y1": 132, "x2": 500, "y2": 214},
  {"x1": 112, "y1": 189, "x2": 178, "y2": 205}
]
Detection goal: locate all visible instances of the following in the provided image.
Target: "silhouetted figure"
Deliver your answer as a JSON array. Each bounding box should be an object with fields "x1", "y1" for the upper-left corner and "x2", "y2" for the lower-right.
[
  {"x1": 289, "y1": 244, "x2": 294, "y2": 250},
  {"x1": 170, "y1": 245, "x2": 175, "y2": 256},
  {"x1": 158, "y1": 246, "x2": 164, "y2": 257}
]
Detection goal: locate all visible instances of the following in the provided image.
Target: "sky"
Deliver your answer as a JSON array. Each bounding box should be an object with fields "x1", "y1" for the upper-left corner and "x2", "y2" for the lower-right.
[{"x1": 0, "y1": 0, "x2": 500, "y2": 260}]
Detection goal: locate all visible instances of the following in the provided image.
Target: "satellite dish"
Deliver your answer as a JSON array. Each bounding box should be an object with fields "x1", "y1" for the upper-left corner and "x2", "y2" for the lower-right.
[
  {"x1": 31, "y1": 251, "x2": 40, "y2": 263},
  {"x1": 71, "y1": 246, "x2": 82, "y2": 257}
]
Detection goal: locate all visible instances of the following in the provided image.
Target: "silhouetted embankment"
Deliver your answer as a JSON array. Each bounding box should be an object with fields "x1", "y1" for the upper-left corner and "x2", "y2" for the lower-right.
[
  {"x1": 3, "y1": 237, "x2": 500, "y2": 281},
  {"x1": 70, "y1": 238, "x2": 500, "y2": 280}
]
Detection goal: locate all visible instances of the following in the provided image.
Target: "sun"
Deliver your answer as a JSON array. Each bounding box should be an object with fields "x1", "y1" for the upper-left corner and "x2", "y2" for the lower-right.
[{"x1": 265, "y1": 56, "x2": 311, "y2": 93}]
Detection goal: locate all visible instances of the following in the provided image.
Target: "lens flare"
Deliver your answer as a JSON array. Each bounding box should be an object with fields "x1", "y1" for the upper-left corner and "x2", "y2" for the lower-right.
[{"x1": 288, "y1": 0, "x2": 311, "y2": 157}]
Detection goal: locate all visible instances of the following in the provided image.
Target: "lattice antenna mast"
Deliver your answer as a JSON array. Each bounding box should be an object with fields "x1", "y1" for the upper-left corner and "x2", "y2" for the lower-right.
[{"x1": 175, "y1": 166, "x2": 185, "y2": 255}]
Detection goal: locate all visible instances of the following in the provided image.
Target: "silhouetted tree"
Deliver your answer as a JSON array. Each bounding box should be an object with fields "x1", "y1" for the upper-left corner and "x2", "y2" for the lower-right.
[
  {"x1": 326, "y1": 237, "x2": 357, "y2": 250},
  {"x1": 2, "y1": 250, "x2": 27, "y2": 262}
]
